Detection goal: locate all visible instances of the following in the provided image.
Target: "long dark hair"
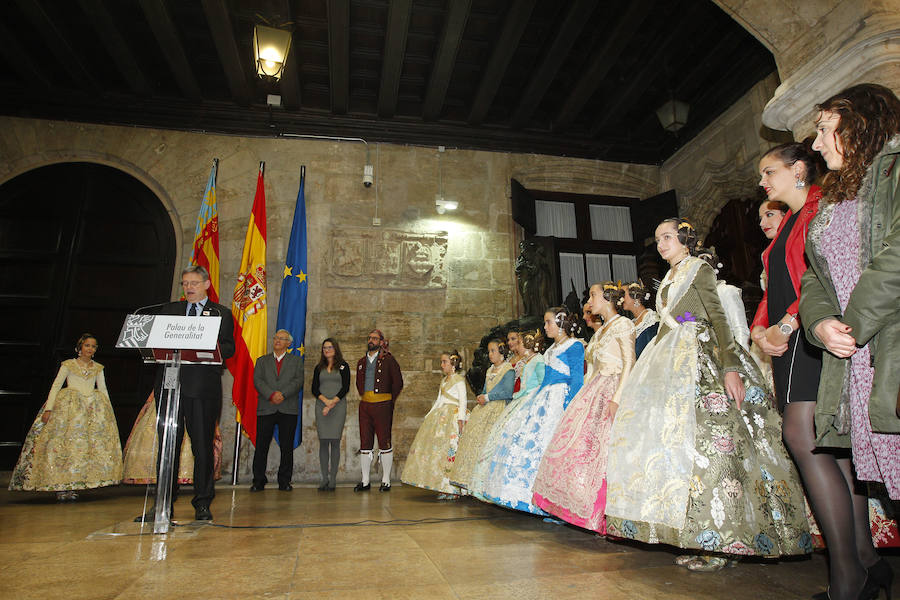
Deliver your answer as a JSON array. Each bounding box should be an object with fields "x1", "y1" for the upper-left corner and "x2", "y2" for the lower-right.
[
  {"x1": 816, "y1": 83, "x2": 900, "y2": 203},
  {"x1": 317, "y1": 338, "x2": 344, "y2": 370}
]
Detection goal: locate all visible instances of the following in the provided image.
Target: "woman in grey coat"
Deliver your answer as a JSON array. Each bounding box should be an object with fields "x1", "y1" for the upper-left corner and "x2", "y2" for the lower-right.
[{"x1": 311, "y1": 338, "x2": 350, "y2": 490}]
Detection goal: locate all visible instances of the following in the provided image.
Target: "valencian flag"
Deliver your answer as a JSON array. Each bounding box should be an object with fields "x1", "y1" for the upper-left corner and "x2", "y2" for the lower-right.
[
  {"x1": 274, "y1": 166, "x2": 308, "y2": 448},
  {"x1": 225, "y1": 162, "x2": 268, "y2": 445},
  {"x1": 187, "y1": 159, "x2": 220, "y2": 301}
]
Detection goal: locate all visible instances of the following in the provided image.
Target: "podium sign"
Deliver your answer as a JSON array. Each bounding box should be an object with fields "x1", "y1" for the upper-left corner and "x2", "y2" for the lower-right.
[
  {"x1": 116, "y1": 312, "x2": 223, "y2": 533},
  {"x1": 117, "y1": 314, "x2": 222, "y2": 365}
]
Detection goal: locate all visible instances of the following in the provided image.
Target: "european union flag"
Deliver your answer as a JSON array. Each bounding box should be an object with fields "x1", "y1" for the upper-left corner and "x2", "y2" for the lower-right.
[{"x1": 275, "y1": 166, "x2": 308, "y2": 449}]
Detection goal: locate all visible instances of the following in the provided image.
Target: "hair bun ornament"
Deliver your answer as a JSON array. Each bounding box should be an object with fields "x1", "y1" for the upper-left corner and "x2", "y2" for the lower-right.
[
  {"x1": 677, "y1": 221, "x2": 693, "y2": 230},
  {"x1": 644, "y1": 292, "x2": 651, "y2": 301}
]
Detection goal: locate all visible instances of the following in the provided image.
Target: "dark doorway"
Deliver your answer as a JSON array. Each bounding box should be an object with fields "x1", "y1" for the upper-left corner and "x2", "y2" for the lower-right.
[{"x1": 0, "y1": 163, "x2": 176, "y2": 469}]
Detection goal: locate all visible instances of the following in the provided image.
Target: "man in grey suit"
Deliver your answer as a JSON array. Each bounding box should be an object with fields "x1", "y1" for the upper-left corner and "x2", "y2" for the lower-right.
[{"x1": 250, "y1": 329, "x2": 304, "y2": 492}]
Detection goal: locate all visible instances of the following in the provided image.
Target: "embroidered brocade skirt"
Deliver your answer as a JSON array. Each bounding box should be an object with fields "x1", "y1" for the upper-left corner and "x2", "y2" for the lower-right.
[
  {"x1": 480, "y1": 383, "x2": 569, "y2": 515},
  {"x1": 532, "y1": 371, "x2": 621, "y2": 533},
  {"x1": 605, "y1": 326, "x2": 811, "y2": 557},
  {"x1": 10, "y1": 389, "x2": 123, "y2": 491},
  {"x1": 401, "y1": 404, "x2": 463, "y2": 494},
  {"x1": 449, "y1": 400, "x2": 508, "y2": 494},
  {"x1": 121, "y1": 397, "x2": 224, "y2": 485}
]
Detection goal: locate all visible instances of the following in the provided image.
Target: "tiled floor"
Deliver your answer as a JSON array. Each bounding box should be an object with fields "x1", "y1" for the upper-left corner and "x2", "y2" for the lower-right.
[{"x1": 1, "y1": 479, "x2": 897, "y2": 599}]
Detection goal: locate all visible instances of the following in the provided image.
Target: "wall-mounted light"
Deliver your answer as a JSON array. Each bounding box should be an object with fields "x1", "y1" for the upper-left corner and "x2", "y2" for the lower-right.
[
  {"x1": 656, "y1": 98, "x2": 690, "y2": 133},
  {"x1": 435, "y1": 197, "x2": 458, "y2": 214},
  {"x1": 434, "y1": 146, "x2": 458, "y2": 214},
  {"x1": 254, "y1": 24, "x2": 293, "y2": 80}
]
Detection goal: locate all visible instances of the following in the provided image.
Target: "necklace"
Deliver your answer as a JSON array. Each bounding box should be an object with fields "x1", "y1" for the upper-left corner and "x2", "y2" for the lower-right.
[{"x1": 74, "y1": 358, "x2": 94, "y2": 376}]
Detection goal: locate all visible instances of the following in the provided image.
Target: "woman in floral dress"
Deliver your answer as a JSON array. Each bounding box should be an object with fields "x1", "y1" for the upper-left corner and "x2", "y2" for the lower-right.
[
  {"x1": 401, "y1": 350, "x2": 469, "y2": 498},
  {"x1": 468, "y1": 329, "x2": 544, "y2": 500},
  {"x1": 799, "y1": 83, "x2": 900, "y2": 600},
  {"x1": 604, "y1": 218, "x2": 810, "y2": 571},
  {"x1": 450, "y1": 338, "x2": 515, "y2": 494},
  {"x1": 10, "y1": 334, "x2": 123, "y2": 500},
  {"x1": 481, "y1": 309, "x2": 584, "y2": 514},
  {"x1": 533, "y1": 282, "x2": 634, "y2": 532}
]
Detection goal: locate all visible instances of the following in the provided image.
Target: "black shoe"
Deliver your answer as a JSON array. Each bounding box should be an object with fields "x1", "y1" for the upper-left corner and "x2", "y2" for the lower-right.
[
  {"x1": 327, "y1": 483, "x2": 336, "y2": 491},
  {"x1": 380, "y1": 483, "x2": 391, "y2": 492},
  {"x1": 317, "y1": 483, "x2": 329, "y2": 491},
  {"x1": 249, "y1": 483, "x2": 265, "y2": 492},
  {"x1": 194, "y1": 506, "x2": 212, "y2": 521},
  {"x1": 354, "y1": 482, "x2": 371, "y2": 492},
  {"x1": 279, "y1": 484, "x2": 293, "y2": 492},
  {"x1": 867, "y1": 558, "x2": 893, "y2": 600}
]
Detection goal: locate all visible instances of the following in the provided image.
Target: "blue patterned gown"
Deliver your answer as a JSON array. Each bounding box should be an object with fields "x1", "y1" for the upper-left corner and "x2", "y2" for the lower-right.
[{"x1": 481, "y1": 337, "x2": 584, "y2": 514}]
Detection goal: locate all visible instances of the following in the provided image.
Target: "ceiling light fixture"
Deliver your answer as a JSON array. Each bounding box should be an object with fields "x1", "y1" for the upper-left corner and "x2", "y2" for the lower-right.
[
  {"x1": 253, "y1": 24, "x2": 293, "y2": 80},
  {"x1": 656, "y1": 98, "x2": 690, "y2": 133}
]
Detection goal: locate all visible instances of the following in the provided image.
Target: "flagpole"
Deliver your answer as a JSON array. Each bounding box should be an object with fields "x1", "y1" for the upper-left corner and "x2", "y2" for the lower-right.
[{"x1": 232, "y1": 426, "x2": 241, "y2": 485}]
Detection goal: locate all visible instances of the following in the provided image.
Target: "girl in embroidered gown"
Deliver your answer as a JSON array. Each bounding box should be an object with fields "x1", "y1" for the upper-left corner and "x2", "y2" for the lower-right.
[
  {"x1": 604, "y1": 218, "x2": 810, "y2": 571},
  {"x1": 121, "y1": 391, "x2": 225, "y2": 485},
  {"x1": 468, "y1": 329, "x2": 545, "y2": 500},
  {"x1": 533, "y1": 283, "x2": 635, "y2": 532},
  {"x1": 401, "y1": 350, "x2": 469, "y2": 498},
  {"x1": 450, "y1": 339, "x2": 515, "y2": 494},
  {"x1": 623, "y1": 281, "x2": 658, "y2": 359},
  {"x1": 10, "y1": 334, "x2": 123, "y2": 500},
  {"x1": 481, "y1": 309, "x2": 584, "y2": 514}
]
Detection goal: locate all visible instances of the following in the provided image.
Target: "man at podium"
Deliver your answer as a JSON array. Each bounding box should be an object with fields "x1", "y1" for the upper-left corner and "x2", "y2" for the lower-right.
[{"x1": 136, "y1": 265, "x2": 235, "y2": 522}]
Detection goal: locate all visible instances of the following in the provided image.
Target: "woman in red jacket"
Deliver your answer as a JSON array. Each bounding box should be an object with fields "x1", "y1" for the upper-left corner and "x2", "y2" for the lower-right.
[{"x1": 752, "y1": 142, "x2": 877, "y2": 600}]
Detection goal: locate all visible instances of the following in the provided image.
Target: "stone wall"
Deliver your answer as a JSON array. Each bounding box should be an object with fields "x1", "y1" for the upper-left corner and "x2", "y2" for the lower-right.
[{"x1": 0, "y1": 116, "x2": 660, "y2": 483}]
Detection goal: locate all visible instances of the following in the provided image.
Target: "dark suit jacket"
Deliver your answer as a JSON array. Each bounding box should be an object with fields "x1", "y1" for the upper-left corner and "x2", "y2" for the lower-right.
[
  {"x1": 254, "y1": 352, "x2": 304, "y2": 416},
  {"x1": 153, "y1": 300, "x2": 236, "y2": 400}
]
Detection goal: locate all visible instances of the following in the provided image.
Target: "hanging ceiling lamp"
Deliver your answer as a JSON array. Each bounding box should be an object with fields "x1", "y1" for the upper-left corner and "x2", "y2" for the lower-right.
[{"x1": 253, "y1": 24, "x2": 293, "y2": 80}]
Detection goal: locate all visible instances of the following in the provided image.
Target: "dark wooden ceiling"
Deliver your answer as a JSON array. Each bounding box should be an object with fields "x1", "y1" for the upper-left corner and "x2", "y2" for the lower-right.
[{"x1": 0, "y1": 0, "x2": 775, "y2": 164}]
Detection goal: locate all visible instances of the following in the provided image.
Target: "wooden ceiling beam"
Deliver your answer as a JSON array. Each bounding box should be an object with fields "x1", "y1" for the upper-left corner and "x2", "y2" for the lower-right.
[
  {"x1": 139, "y1": 0, "x2": 202, "y2": 101},
  {"x1": 201, "y1": 0, "x2": 252, "y2": 106},
  {"x1": 510, "y1": 0, "x2": 597, "y2": 129},
  {"x1": 15, "y1": 0, "x2": 98, "y2": 90},
  {"x1": 553, "y1": 1, "x2": 650, "y2": 131},
  {"x1": 589, "y1": 13, "x2": 703, "y2": 137},
  {"x1": 78, "y1": 0, "x2": 151, "y2": 95},
  {"x1": 327, "y1": 0, "x2": 350, "y2": 114},
  {"x1": 422, "y1": 0, "x2": 471, "y2": 121},
  {"x1": 467, "y1": 0, "x2": 537, "y2": 125},
  {"x1": 0, "y1": 20, "x2": 51, "y2": 89},
  {"x1": 377, "y1": 0, "x2": 413, "y2": 118}
]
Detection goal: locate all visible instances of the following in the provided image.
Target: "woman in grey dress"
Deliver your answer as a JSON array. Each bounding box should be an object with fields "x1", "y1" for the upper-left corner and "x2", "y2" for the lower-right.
[{"x1": 311, "y1": 338, "x2": 350, "y2": 490}]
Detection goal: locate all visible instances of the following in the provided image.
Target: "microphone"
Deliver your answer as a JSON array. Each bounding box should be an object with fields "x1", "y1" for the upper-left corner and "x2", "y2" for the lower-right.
[{"x1": 132, "y1": 301, "x2": 169, "y2": 315}]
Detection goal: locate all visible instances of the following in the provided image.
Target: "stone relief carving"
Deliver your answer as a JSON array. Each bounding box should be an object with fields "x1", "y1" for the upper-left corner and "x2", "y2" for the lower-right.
[{"x1": 330, "y1": 228, "x2": 447, "y2": 289}]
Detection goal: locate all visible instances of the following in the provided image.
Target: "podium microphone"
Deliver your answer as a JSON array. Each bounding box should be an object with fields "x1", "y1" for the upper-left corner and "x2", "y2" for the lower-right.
[{"x1": 133, "y1": 302, "x2": 169, "y2": 315}]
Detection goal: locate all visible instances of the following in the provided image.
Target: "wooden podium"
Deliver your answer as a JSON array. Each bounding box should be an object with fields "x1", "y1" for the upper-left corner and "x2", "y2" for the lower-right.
[{"x1": 116, "y1": 313, "x2": 222, "y2": 533}]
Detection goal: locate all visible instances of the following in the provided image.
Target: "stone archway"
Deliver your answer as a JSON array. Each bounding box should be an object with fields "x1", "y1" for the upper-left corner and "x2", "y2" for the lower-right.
[
  {"x1": 0, "y1": 162, "x2": 178, "y2": 468},
  {"x1": 713, "y1": 0, "x2": 900, "y2": 134}
]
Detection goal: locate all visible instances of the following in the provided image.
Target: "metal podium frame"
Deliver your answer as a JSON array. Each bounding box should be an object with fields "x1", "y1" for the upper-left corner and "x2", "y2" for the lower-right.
[{"x1": 116, "y1": 313, "x2": 222, "y2": 534}]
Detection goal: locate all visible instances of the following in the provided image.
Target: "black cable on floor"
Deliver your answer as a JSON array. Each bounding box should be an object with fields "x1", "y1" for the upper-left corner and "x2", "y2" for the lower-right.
[{"x1": 178, "y1": 514, "x2": 515, "y2": 530}]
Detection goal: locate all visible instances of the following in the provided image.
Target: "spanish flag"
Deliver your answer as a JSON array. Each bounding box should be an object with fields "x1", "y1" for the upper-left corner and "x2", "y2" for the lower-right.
[
  {"x1": 188, "y1": 159, "x2": 220, "y2": 301},
  {"x1": 225, "y1": 162, "x2": 268, "y2": 445}
]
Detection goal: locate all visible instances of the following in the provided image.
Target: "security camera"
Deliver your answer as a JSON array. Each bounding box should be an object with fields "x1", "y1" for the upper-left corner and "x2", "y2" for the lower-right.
[{"x1": 363, "y1": 164, "x2": 374, "y2": 187}]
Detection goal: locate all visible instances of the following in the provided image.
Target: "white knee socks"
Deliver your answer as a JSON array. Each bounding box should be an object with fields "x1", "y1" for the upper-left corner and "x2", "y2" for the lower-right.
[
  {"x1": 360, "y1": 450, "x2": 373, "y2": 486},
  {"x1": 379, "y1": 448, "x2": 393, "y2": 485}
]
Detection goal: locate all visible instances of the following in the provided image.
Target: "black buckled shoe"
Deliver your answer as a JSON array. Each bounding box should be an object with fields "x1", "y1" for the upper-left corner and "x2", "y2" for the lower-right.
[
  {"x1": 279, "y1": 483, "x2": 293, "y2": 491},
  {"x1": 249, "y1": 483, "x2": 265, "y2": 492},
  {"x1": 194, "y1": 506, "x2": 213, "y2": 521},
  {"x1": 353, "y1": 482, "x2": 371, "y2": 492},
  {"x1": 379, "y1": 483, "x2": 391, "y2": 492}
]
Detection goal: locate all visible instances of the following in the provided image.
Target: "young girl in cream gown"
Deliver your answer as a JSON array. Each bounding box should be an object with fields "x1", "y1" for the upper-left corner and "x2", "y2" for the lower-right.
[
  {"x1": 401, "y1": 350, "x2": 469, "y2": 498},
  {"x1": 450, "y1": 339, "x2": 515, "y2": 494},
  {"x1": 10, "y1": 334, "x2": 123, "y2": 500}
]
